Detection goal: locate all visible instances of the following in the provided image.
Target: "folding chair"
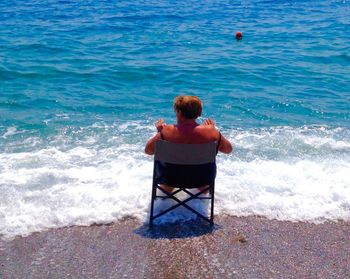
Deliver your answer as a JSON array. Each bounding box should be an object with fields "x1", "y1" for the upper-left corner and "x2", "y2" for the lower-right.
[{"x1": 149, "y1": 140, "x2": 217, "y2": 226}]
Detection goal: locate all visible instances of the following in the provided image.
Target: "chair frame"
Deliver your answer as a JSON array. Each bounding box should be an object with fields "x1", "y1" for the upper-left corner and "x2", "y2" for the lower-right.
[{"x1": 149, "y1": 140, "x2": 217, "y2": 226}]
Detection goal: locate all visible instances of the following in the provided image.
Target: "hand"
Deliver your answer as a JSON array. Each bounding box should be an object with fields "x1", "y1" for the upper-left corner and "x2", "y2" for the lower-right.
[
  {"x1": 155, "y1": 119, "x2": 166, "y2": 132},
  {"x1": 203, "y1": 118, "x2": 215, "y2": 126}
]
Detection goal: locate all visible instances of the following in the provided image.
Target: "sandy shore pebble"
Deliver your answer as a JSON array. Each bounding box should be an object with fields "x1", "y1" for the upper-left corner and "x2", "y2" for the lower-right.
[{"x1": 1, "y1": 215, "x2": 349, "y2": 279}]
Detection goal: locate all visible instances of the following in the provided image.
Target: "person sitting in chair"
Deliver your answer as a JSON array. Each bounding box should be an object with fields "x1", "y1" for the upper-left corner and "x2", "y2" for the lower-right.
[{"x1": 145, "y1": 95, "x2": 232, "y2": 193}]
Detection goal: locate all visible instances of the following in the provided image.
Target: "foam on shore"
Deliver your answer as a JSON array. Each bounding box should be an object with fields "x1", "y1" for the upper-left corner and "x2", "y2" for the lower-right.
[{"x1": 0, "y1": 123, "x2": 349, "y2": 239}]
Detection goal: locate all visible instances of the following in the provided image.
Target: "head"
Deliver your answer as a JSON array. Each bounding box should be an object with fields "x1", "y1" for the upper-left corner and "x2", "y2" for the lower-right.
[{"x1": 173, "y1": 95, "x2": 202, "y2": 120}]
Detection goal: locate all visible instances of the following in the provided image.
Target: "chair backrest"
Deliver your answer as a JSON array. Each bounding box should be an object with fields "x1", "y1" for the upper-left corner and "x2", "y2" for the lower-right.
[
  {"x1": 154, "y1": 140, "x2": 217, "y2": 188},
  {"x1": 154, "y1": 140, "x2": 217, "y2": 165}
]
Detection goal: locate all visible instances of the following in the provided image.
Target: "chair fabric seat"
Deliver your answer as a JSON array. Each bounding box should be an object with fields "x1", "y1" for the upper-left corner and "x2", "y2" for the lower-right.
[{"x1": 155, "y1": 161, "x2": 216, "y2": 189}]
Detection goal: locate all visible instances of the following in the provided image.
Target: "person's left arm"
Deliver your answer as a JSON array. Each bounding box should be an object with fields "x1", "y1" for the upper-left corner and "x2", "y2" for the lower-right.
[
  {"x1": 144, "y1": 119, "x2": 165, "y2": 155},
  {"x1": 144, "y1": 133, "x2": 161, "y2": 155}
]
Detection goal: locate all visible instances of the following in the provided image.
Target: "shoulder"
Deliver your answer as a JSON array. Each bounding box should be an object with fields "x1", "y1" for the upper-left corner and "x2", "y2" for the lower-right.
[
  {"x1": 159, "y1": 124, "x2": 176, "y2": 140},
  {"x1": 194, "y1": 125, "x2": 220, "y2": 141},
  {"x1": 161, "y1": 124, "x2": 176, "y2": 135},
  {"x1": 196, "y1": 124, "x2": 219, "y2": 135},
  {"x1": 162, "y1": 124, "x2": 175, "y2": 131}
]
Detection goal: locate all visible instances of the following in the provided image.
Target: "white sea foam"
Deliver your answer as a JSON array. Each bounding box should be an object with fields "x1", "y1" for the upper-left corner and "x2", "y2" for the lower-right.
[
  {"x1": 0, "y1": 124, "x2": 349, "y2": 239},
  {"x1": 1, "y1": 127, "x2": 24, "y2": 139}
]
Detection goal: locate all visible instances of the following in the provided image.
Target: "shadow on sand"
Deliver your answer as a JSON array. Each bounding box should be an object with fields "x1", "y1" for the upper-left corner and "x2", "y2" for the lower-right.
[{"x1": 134, "y1": 218, "x2": 219, "y2": 239}]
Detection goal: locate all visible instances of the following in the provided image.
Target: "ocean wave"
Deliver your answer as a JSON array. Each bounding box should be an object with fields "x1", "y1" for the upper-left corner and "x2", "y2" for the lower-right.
[{"x1": 0, "y1": 124, "x2": 349, "y2": 239}]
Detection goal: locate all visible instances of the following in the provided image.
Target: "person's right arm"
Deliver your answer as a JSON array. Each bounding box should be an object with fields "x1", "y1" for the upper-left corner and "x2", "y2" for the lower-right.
[
  {"x1": 218, "y1": 133, "x2": 233, "y2": 154},
  {"x1": 203, "y1": 118, "x2": 233, "y2": 154}
]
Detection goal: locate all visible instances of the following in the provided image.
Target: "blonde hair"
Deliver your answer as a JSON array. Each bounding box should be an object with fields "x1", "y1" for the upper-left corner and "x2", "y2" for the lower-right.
[{"x1": 173, "y1": 95, "x2": 202, "y2": 119}]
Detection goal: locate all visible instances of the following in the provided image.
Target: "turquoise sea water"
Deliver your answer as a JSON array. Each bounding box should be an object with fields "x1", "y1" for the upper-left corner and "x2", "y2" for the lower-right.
[{"x1": 1, "y1": 0, "x2": 349, "y2": 239}]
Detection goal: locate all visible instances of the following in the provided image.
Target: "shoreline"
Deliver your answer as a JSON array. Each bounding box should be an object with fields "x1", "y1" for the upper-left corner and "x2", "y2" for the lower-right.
[{"x1": 1, "y1": 215, "x2": 350, "y2": 278}]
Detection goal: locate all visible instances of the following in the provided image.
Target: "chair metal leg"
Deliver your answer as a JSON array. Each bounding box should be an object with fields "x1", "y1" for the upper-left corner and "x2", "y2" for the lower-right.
[
  {"x1": 210, "y1": 182, "x2": 215, "y2": 225},
  {"x1": 149, "y1": 179, "x2": 157, "y2": 227},
  {"x1": 152, "y1": 186, "x2": 214, "y2": 224}
]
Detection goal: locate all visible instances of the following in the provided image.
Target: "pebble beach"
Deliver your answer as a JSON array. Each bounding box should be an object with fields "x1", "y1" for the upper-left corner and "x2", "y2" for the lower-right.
[{"x1": 1, "y1": 216, "x2": 349, "y2": 279}]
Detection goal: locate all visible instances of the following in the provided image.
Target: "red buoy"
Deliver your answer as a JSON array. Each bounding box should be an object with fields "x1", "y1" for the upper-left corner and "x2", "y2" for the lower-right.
[{"x1": 236, "y1": 32, "x2": 243, "y2": 40}]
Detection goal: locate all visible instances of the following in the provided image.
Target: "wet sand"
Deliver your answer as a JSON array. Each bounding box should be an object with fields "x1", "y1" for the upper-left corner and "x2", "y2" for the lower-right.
[{"x1": 1, "y1": 215, "x2": 349, "y2": 279}]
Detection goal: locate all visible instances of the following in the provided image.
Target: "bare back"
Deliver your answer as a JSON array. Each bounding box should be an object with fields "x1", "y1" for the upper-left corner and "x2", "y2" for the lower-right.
[
  {"x1": 145, "y1": 120, "x2": 232, "y2": 155},
  {"x1": 160, "y1": 124, "x2": 219, "y2": 144}
]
